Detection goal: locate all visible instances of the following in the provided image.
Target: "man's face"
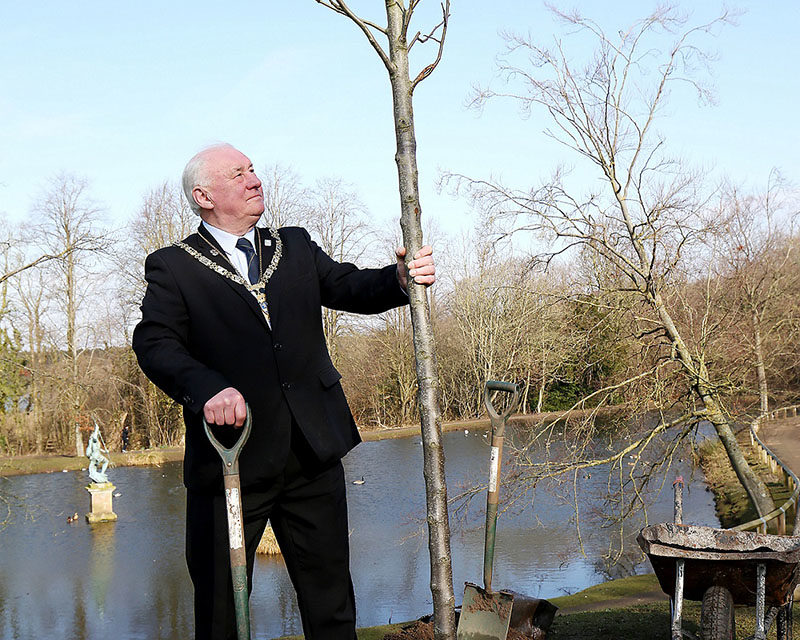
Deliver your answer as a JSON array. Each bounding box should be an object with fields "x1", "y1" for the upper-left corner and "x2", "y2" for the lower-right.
[{"x1": 196, "y1": 147, "x2": 264, "y2": 227}]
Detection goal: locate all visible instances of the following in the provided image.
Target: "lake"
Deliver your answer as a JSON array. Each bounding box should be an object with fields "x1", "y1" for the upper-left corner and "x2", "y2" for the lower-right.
[{"x1": 0, "y1": 425, "x2": 717, "y2": 639}]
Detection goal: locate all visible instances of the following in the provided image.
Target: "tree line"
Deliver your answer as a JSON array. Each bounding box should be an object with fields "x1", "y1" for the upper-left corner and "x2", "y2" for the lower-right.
[{"x1": 0, "y1": 165, "x2": 797, "y2": 461}]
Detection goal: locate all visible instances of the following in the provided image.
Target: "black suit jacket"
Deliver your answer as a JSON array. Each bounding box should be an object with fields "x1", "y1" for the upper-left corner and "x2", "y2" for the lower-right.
[{"x1": 132, "y1": 225, "x2": 408, "y2": 492}]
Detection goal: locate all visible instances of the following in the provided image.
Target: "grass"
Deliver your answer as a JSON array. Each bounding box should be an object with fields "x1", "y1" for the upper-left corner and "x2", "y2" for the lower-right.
[
  {"x1": 548, "y1": 599, "x2": 796, "y2": 639},
  {"x1": 549, "y1": 573, "x2": 664, "y2": 611},
  {"x1": 698, "y1": 434, "x2": 796, "y2": 533},
  {"x1": 0, "y1": 447, "x2": 184, "y2": 477}
]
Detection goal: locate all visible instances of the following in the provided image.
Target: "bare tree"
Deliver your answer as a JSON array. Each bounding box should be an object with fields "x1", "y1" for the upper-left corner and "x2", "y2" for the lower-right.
[
  {"x1": 35, "y1": 173, "x2": 108, "y2": 456},
  {"x1": 260, "y1": 163, "x2": 308, "y2": 228},
  {"x1": 114, "y1": 181, "x2": 196, "y2": 449},
  {"x1": 452, "y1": 6, "x2": 776, "y2": 518},
  {"x1": 10, "y1": 266, "x2": 49, "y2": 452},
  {"x1": 444, "y1": 232, "x2": 582, "y2": 416},
  {"x1": 117, "y1": 181, "x2": 196, "y2": 311},
  {"x1": 301, "y1": 177, "x2": 375, "y2": 363},
  {"x1": 0, "y1": 209, "x2": 100, "y2": 455},
  {"x1": 314, "y1": 2, "x2": 456, "y2": 636},
  {"x1": 714, "y1": 173, "x2": 799, "y2": 415},
  {"x1": 0, "y1": 212, "x2": 82, "y2": 287}
]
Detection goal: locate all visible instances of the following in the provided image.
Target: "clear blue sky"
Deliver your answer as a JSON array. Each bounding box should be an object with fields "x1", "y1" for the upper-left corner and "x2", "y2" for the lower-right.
[{"x1": 1, "y1": 1, "x2": 798, "y2": 238}]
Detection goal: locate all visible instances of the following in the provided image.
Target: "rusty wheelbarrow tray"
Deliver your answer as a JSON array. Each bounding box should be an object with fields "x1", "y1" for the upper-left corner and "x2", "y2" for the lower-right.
[
  {"x1": 638, "y1": 523, "x2": 800, "y2": 607},
  {"x1": 638, "y1": 479, "x2": 800, "y2": 640}
]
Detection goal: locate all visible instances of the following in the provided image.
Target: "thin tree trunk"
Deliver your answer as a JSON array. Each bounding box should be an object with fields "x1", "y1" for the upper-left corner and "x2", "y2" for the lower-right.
[
  {"x1": 752, "y1": 312, "x2": 769, "y2": 415},
  {"x1": 537, "y1": 337, "x2": 546, "y2": 413},
  {"x1": 384, "y1": 5, "x2": 456, "y2": 637},
  {"x1": 703, "y1": 392, "x2": 774, "y2": 517},
  {"x1": 65, "y1": 251, "x2": 84, "y2": 457},
  {"x1": 536, "y1": 381, "x2": 545, "y2": 414},
  {"x1": 315, "y1": 3, "x2": 455, "y2": 636}
]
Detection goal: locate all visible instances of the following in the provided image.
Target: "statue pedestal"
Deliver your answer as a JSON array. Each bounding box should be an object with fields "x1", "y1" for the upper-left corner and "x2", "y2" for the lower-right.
[{"x1": 85, "y1": 482, "x2": 118, "y2": 523}]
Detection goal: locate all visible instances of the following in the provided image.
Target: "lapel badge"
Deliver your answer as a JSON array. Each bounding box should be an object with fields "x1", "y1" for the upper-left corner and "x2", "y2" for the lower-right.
[
  {"x1": 210, "y1": 249, "x2": 219, "y2": 256},
  {"x1": 264, "y1": 239, "x2": 272, "y2": 247}
]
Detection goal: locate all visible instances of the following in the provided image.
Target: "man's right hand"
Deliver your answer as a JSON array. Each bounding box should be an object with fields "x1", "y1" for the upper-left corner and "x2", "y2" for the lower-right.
[{"x1": 203, "y1": 387, "x2": 247, "y2": 427}]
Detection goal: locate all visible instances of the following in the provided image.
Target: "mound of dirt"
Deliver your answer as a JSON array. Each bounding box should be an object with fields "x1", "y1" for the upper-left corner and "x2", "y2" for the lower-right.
[{"x1": 382, "y1": 620, "x2": 540, "y2": 640}]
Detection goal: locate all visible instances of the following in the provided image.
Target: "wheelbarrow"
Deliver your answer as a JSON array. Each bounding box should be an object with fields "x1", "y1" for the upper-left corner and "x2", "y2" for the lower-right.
[{"x1": 638, "y1": 479, "x2": 800, "y2": 640}]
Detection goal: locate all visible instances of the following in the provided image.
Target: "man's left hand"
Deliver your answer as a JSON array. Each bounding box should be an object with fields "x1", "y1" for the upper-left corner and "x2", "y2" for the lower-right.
[{"x1": 396, "y1": 245, "x2": 436, "y2": 291}]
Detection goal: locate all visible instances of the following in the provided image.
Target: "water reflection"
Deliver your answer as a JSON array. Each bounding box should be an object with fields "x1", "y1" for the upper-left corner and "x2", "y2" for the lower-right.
[
  {"x1": 0, "y1": 426, "x2": 717, "y2": 639},
  {"x1": 89, "y1": 523, "x2": 115, "y2": 618}
]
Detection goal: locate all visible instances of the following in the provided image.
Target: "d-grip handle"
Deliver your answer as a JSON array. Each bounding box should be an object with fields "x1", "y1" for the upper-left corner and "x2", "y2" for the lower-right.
[
  {"x1": 483, "y1": 380, "x2": 521, "y2": 432},
  {"x1": 203, "y1": 404, "x2": 252, "y2": 477}
]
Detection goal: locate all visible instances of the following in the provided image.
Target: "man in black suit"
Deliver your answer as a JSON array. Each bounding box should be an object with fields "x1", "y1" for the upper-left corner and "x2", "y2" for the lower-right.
[{"x1": 132, "y1": 143, "x2": 435, "y2": 640}]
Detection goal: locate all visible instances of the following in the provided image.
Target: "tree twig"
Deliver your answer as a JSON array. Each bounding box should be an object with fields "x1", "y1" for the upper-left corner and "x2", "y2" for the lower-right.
[
  {"x1": 315, "y1": 0, "x2": 394, "y2": 72},
  {"x1": 410, "y1": 1, "x2": 450, "y2": 91}
]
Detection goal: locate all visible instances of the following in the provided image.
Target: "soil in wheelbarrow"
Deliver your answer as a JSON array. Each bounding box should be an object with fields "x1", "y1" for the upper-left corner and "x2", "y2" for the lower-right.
[{"x1": 382, "y1": 620, "x2": 537, "y2": 640}]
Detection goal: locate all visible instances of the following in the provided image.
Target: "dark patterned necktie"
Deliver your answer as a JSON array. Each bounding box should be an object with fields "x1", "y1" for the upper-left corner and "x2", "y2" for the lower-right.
[{"x1": 235, "y1": 237, "x2": 259, "y2": 284}]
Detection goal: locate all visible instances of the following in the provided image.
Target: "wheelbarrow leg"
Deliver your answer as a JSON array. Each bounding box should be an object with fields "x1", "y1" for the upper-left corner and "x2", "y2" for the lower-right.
[
  {"x1": 671, "y1": 559, "x2": 685, "y2": 640},
  {"x1": 754, "y1": 562, "x2": 767, "y2": 640},
  {"x1": 777, "y1": 595, "x2": 793, "y2": 640}
]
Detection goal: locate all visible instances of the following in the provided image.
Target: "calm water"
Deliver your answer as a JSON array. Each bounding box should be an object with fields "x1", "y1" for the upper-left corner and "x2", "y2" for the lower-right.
[{"x1": 0, "y1": 426, "x2": 717, "y2": 639}]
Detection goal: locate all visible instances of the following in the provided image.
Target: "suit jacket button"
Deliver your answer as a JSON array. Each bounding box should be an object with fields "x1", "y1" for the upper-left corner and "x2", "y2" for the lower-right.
[
  {"x1": 282, "y1": 382, "x2": 291, "y2": 391},
  {"x1": 274, "y1": 343, "x2": 282, "y2": 350}
]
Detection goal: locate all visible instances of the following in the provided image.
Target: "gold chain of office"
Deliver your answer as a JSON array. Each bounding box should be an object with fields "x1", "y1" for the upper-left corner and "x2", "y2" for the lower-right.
[{"x1": 174, "y1": 227, "x2": 283, "y2": 321}]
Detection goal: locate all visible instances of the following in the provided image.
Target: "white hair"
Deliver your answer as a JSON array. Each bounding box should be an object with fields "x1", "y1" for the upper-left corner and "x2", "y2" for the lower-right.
[{"x1": 181, "y1": 143, "x2": 236, "y2": 216}]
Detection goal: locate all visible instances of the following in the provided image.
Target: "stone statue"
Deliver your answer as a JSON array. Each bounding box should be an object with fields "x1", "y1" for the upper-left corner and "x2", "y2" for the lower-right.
[{"x1": 86, "y1": 422, "x2": 110, "y2": 484}]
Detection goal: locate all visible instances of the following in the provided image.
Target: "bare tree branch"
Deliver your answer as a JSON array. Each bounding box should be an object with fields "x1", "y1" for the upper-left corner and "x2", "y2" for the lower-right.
[
  {"x1": 409, "y1": 1, "x2": 449, "y2": 90},
  {"x1": 315, "y1": 0, "x2": 394, "y2": 72},
  {"x1": 0, "y1": 248, "x2": 73, "y2": 285}
]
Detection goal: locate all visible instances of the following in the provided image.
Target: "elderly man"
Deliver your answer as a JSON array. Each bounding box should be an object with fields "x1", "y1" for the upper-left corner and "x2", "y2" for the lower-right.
[{"x1": 132, "y1": 143, "x2": 435, "y2": 640}]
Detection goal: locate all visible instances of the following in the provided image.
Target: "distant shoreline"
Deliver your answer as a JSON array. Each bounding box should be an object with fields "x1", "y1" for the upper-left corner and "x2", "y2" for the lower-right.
[{"x1": 0, "y1": 407, "x2": 617, "y2": 478}]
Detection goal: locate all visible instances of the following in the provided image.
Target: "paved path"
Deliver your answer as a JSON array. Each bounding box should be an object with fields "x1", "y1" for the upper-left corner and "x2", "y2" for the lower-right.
[{"x1": 759, "y1": 416, "x2": 800, "y2": 477}]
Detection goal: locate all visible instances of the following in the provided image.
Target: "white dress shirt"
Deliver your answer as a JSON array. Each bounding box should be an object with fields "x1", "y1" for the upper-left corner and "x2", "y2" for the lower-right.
[{"x1": 201, "y1": 221, "x2": 257, "y2": 284}]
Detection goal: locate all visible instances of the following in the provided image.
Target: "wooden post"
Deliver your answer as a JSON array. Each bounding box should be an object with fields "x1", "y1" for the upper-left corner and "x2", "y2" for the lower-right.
[{"x1": 795, "y1": 496, "x2": 800, "y2": 533}]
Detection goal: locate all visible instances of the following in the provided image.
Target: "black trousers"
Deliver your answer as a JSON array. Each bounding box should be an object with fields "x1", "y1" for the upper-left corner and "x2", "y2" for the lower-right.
[{"x1": 186, "y1": 447, "x2": 357, "y2": 640}]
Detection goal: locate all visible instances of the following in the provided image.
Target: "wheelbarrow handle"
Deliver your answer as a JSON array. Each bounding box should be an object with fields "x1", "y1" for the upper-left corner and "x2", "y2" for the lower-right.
[{"x1": 203, "y1": 404, "x2": 252, "y2": 477}]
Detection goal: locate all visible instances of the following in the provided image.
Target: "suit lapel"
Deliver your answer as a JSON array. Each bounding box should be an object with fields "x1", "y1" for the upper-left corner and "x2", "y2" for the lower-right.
[
  {"x1": 253, "y1": 226, "x2": 276, "y2": 275},
  {"x1": 195, "y1": 224, "x2": 232, "y2": 271}
]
